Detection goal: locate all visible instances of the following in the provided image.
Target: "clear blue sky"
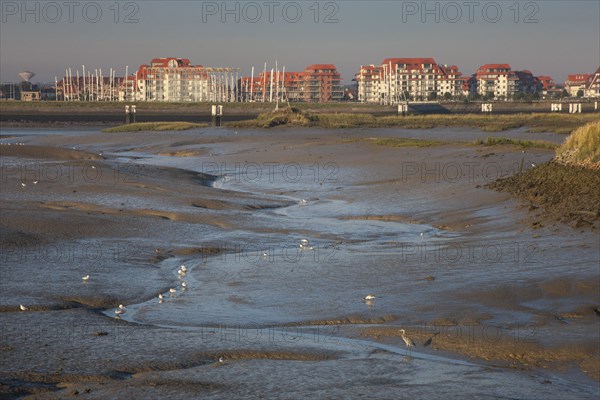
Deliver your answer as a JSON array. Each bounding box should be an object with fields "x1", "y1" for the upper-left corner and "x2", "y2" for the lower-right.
[{"x1": 1, "y1": 0, "x2": 598, "y2": 84}]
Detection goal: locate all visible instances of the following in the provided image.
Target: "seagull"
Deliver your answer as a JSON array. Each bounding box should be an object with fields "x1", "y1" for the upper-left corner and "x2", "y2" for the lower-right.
[
  {"x1": 218, "y1": 356, "x2": 224, "y2": 363},
  {"x1": 19, "y1": 304, "x2": 29, "y2": 311},
  {"x1": 33, "y1": 180, "x2": 38, "y2": 185},
  {"x1": 158, "y1": 293, "x2": 164, "y2": 300},
  {"x1": 181, "y1": 281, "x2": 188, "y2": 289},
  {"x1": 299, "y1": 199, "x2": 307, "y2": 206},
  {"x1": 180, "y1": 265, "x2": 187, "y2": 272},
  {"x1": 91, "y1": 165, "x2": 96, "y2": 169},
  {"x1": 400, "y1": 329, "x2": 416, "y2": 352},
  {"x1": 21, "y1": 182, "x2": 26, "y2": 187},
  {"x1": 363, "y1": 294, "x2": 376, "y2": 301},
  {"x1": 82, "y1": 275, "x2": 90, "y2": 281},
  {"x1": 169, "y1": 288, "x2": 177, "y2": 295}
]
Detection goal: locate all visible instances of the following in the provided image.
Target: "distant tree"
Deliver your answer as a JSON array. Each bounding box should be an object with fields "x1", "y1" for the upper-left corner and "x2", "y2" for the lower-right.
[
  {"x1": 561, "y1": 89, "x2": 570, "y2": 98},
  {"x1": 577, "y1": 89, "x2": 584, "y2": 98},
  {"x1": 428, "y1": 92, "x2": 437, "y2": 101},
  {"x1": 468, "y1": 92, "x2": 481, "y2": 101},
  {"x1": 443, "y1": 92, "x2": 452, "y2": 100},
  {"x1": 513, "y1": 92, "x2": 525, "y2": 101},
  {"x1": 483, "y1": 92, "x2": 494, "y2": 101},
  {"x1": 523, "y1": 93, "x2": 535, "y2": 102}
]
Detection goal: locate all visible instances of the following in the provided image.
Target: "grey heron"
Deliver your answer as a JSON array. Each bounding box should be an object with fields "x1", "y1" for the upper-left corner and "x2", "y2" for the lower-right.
[{"x1": 400, "y1": 329, "x2": 416, "y2": 354}]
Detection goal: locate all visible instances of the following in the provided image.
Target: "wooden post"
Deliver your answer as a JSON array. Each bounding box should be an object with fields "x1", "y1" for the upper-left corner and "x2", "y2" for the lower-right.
[{"x1": 211, "y1": 105, "x2": 222, "y2": 127}]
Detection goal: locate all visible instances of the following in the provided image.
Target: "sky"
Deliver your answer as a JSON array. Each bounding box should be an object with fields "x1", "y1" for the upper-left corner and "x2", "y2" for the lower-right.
[{"x1": 1, "y1": 0, "x2": 599, "y2": 85}]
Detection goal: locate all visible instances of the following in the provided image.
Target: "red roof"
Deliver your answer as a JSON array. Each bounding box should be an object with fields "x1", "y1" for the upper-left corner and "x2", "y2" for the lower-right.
[
  {"x1": 150, "y1": 57, "x2": 194, "y2": 68},
  {"x1": 566, "y1": 74, "x2": 591, "y2": 83},
  {"x1": 478, "y1": 63, "x2": 511, "y2": 70},
  {"x1": 382, "y1": 58, "x2": 437, "y2": 67},
  {"x1": 537, "y1": 76, "x2": 555, "y2": 89},
  {"x1": 305, "y1": 64, "x2": 337, "y2": 71}
]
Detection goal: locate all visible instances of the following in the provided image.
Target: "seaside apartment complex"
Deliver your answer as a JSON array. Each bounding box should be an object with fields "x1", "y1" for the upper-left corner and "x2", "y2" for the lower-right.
[
  {"x1": 355, "y1": 58, "x2": 466, "y2": 104},
  {"x1": 473, "y1": 64, "x2": 539, "y2": 98},
  {"x1": 239, "y1": 64, "x2": 342, "y2": 103},
  {"x1": 564, "y1": 68, "x2": 600, "y2": 98},
  {"x1": 130, "y1": 58, "x2": 238, "y2": 102},
  {"x1": 52, "y1": 56, "x2": 600, "y2": 103}
]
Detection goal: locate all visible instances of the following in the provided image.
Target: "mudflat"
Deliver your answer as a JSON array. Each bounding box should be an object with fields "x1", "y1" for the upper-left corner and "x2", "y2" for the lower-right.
[{"x1": 1, "y1": 125, "x2": 598, "y2": 399}]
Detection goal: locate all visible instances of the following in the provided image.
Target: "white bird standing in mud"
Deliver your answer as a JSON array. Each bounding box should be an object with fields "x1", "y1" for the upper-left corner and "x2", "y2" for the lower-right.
[
  {"x1": 400, "y1": 329, "x2": 416, "y2": 354},
  {"x1": 181, "y1": 281, "x2": 188, "y2": 290},
  {"x1": 82, "y1": 275, "x2": 90, "y2": 282},
  {"x1": 363, "y1": 294, "x2": 376, "y2": 301},
  {"x1": 115, "y1": 304, "x2": 126, "y2": 315},
  {"x1": 158, "y1": 293, "x2": 164, "y2": 301},
  {"x1": 170, "y1": 288, "x2": 177, "y2": 295},
  {"x1": 19, "y1": 304, "x2": 29, "y2": 311}
]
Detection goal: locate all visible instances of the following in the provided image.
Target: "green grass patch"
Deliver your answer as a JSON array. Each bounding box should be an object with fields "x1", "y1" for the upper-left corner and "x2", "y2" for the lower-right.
[
  {"x1": 473, "y1": 137, "x2": 558, "y2": 149},
  {"x1": 230, "y1": 108, "x2": 312, "y2": 128},
  {"x1": 231, "y1": 111, "x2": 598, "y2": 133},
  {"x1": 346, "y1": 137, "x2": 448, "y2": 147},
  {"x1": 102, "y1": 121, "x2": 207, "y2": 133}
]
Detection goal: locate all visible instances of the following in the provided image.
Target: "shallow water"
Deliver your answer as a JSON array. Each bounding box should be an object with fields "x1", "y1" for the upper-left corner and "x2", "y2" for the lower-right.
[{"x1": 2, "y1": 126, "x2": 598, "y2": 397}]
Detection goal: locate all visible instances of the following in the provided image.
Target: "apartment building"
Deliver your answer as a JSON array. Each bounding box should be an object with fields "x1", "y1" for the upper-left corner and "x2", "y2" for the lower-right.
[
  {"x1": 121, "y1": 57, "x2": 238, "y2": 102},
  {"x1": 564, "y1": 73, "x2": 591, "y2": 97},
  {"x1": 239, "y1": 64, "x2": 342, "y2": 103},
  {"x1": 473, "y1": 64, "x2": 541, "y2": 98},
  {"x1": 537, "y1": 75, "x2": 560, "y2": 97},
  {"x1": 355, "y1": 58, "x2": 465, "y2": 104},
  {"x1": 585, "y1": 67, "x2": 600, "y2": 98}
]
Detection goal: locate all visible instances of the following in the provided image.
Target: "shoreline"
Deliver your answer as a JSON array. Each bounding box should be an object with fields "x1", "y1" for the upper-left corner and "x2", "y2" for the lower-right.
[{"x1": 1, "y1": 100, "x2": 599, "y2": 127}]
